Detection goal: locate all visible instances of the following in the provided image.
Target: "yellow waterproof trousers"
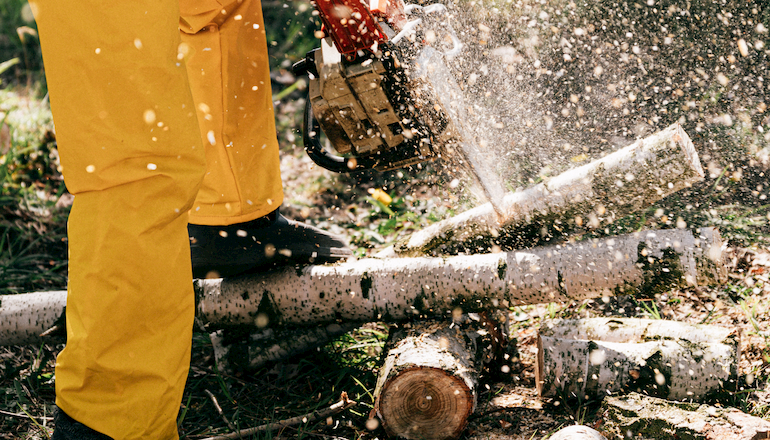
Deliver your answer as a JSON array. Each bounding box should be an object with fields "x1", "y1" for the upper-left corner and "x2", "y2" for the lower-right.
[{"x1": 32, "y1": 0, "x2": 282, "y2": 437}]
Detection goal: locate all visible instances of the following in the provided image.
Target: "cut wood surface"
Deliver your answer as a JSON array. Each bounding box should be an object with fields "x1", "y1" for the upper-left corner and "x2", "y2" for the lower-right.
[
  {"x1": 548, "y1": 425, "x2": 608, "y2": 440},
  {"x1": 600, "y1": 392, "x2": 770, "y2": 440},
  {"x1": 537, "y1": 318, "x2": 740, "y2": 401},
  {"x1": 378, "y1": 123, "x2": 704, "y2": 257},
  {"x1": 0, "y1": 227, "x2": 725, "y2": 345},
  {"x1": 196, "y1": 227, "x2": 724, "y2": 329},
  {"x1": 373, "y1": 315, "x2": 505, "y2": 440}
]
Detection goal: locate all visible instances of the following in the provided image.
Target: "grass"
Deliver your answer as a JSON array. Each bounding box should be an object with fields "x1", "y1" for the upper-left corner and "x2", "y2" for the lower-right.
[
  {"x1": 0, "y1": 0, "x2": 43, "y2": 86},
  {"x1": 177, "y1": 326, "x2": 386, "y2": 439},
  {"x1": 0, "y1": 88, "x2": 67, "y2": 296}
]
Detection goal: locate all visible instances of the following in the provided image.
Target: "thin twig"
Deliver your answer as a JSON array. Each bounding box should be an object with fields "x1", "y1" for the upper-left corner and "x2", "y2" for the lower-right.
[
  {"x1": 200, "y1": 392, "x2": 357, "y2": 440},
  {"x1": 204, "y1": 389, "x2": 238, "y2": 436},
  {"x1": 0, "y1": 408, "x2": 53, "y2": 421}
]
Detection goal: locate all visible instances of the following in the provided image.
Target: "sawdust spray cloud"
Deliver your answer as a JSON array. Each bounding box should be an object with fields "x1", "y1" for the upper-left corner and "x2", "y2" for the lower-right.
[{"x1": 444, "y1": 0, "x2": 769, "y2": 191}]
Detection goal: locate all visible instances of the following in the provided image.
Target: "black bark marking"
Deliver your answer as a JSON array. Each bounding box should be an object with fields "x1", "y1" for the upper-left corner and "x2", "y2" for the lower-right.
[
  {"x1": 623, "y1": 350, "x2": 670, "y2": 399},
  {"x1": 556, "y1": 271, "x2": 569, "y2": 299},
  {"x1": 361, "y1": 273, "x2": 373, "y2": 300},
  {"x1": 636, "y1": 244, "x2": 686, "y2": 298},
  {"x1": 497, "y1": 260, "x2": 507, "y2": 280},
  {"x1": 254, "y1": 289, "x2": 280, "y2": 326}
]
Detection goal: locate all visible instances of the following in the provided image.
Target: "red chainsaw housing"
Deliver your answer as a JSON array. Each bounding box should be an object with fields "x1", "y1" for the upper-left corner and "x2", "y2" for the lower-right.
[{"x1": 313, "y1": 0, "x2": 406, "y2": 55}]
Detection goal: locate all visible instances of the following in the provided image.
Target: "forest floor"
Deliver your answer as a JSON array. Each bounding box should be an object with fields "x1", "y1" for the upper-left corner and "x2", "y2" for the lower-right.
[{"x1": 1, "y1": 84, "x2": 769, "y2": 439}]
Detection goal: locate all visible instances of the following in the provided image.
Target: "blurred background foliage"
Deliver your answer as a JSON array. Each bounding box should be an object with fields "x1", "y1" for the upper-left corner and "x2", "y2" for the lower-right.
[
  {"x1": 0, "y1": 0, "x2": 42, "y2": 86},
  {"x1": 0, "y1": 0, "x2": 320, "y2": 86}
]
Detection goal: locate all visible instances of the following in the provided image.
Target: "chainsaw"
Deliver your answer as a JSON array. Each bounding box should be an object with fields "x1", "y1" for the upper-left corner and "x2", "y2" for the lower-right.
[{"x1": 292, "y1": 0, "x2": 470, "y2": 173}]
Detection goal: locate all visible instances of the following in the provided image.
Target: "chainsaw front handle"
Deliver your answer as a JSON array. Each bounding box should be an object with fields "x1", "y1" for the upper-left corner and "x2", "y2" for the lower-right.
[{"x1": 302, "y1": 98, "x2": 380, "y2": 173}]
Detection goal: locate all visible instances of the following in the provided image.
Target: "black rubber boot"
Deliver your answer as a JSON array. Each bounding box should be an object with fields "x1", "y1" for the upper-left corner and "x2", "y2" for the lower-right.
[
  {"x1": 189, "y1": 208, "x2": 353, "y2": 279},
  {"x1": 52, "y1": 407, "x2": 113, "y2": 440}
]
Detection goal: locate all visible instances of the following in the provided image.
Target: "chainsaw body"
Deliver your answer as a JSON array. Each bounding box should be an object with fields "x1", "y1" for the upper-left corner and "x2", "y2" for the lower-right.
[{"x1": 294, "y1": 0, "x2": 462, "y2": 172}]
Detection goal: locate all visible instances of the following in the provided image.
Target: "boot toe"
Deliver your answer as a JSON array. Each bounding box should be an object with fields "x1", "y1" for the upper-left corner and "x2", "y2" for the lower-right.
[{"x1": 189, "y1": 212, "x2": 352, "y2": 279}]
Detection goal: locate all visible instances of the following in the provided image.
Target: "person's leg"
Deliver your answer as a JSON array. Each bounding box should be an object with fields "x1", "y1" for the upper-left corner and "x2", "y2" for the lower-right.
[
  {"x1": 32, "y1": 0, "x2": 205, "y2": 438},
  {"x1": 180, "y1": 0, "x2": 283, "y2": 224},
  {"x1": 180, "y1": 0, "x2": 352, "y2": 278}
]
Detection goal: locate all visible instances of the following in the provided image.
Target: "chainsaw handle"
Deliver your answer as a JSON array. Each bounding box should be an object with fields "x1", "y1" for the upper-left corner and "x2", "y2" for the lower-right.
[
  {"x1": 303, "y1": 98, "x2": 351, "y2": 173},
  {"x1": 303, "y1": 97, "x2": 383, "y2": 173}
]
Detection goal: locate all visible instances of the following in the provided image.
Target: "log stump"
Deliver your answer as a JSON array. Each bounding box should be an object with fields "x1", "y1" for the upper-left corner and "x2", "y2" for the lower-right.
[{"x1": 373, "y1": 314, "x2": 507, "y2": 440}]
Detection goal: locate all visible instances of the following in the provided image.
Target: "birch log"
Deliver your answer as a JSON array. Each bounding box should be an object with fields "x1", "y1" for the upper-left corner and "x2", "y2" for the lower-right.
[
  {"x1": 378, "y1": 123, "x2": 703, "y2": 257},
  {"x1": 0, "y1": 228, "x2": 724, "y2": 345},
  {"x1": 601, "y1": 392, "x2": 770, "y2": 440},
  {"x1": 373, "y1": 314, "x2": 506, "y2": 440},
  {"x1": 537, "y1": 318, "x2": 740, "y2": 401},
  {"x1": 548, "y1": 425, "x2": 608, "y2": 440},
  {"x1": 195, "y1": 227, "x2": 724, "y2": 329},
  {"x1": 0, "y1": 290, "x2": 66, "y2": 345}
]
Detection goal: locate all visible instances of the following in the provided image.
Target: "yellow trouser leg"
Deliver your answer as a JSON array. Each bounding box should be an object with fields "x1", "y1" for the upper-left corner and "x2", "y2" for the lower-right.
[
  {"x1": 33, "y1": 0, "x2": 205, "y2": 438},
  {"x1": 180, "y1": 0, "x2": 284, "y2": 225}
]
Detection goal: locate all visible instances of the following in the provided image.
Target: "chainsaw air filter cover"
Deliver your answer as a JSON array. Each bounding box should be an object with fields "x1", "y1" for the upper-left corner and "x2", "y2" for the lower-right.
[{"x1": 306, "y1": 38, "x2": 444, "y2": 172}]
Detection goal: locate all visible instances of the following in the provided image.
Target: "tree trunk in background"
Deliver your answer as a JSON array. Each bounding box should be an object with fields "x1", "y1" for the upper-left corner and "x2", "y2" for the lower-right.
[
  {"x1": 373, "y1": 314, "x2": 507, "y2": 440},
  {"x1": 378, "y1": 124, "x2": 703, "y2": 258},
  {"x1": 537, "y1": 318, "x2": 740, "y2": 401},
  {"x1": 0, "y1": 227, "x2": 725, "y2": 345}
]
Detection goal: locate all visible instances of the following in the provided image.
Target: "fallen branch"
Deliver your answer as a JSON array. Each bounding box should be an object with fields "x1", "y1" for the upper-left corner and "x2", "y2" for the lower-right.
[
  {"x1": 379, "y1": 123, "x2": 704, "y2": 257},
  {"x1": 196, "y1": 227, "x2": 724, "y2": 329},
  {"x1": 199, "y1": 392, "x2": 356, "y2": 440},
  {"x1": 0, "y1": 290, "x2": 66, "y2": 345},
  {"x1": 0, "y1": 408, "x2": 53, "y2": 422},
  {"x1": 0, "y1": 228, "x2": 725, "y2": 344},
  {"x1": 204, "y1": 389, "x2": 237, "y2": 434},
  {"x1": 208, "y1": 322, "x2": 361, "y2": 372}
]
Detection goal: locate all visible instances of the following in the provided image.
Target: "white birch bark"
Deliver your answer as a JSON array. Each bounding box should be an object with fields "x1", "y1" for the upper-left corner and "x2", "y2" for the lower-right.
[
  {"x1": 537, "y1": 318, "x2": 740, "y2": 401},
  {"x1": 601, "y1": 392, "x2": 770, "y2": 440},
  {"x1": 373, "y1": 320, "x2": 480, "y2": 440},
  {"x1": 196, "y1": 227, "x2": 724, "y2": 329},
  {"x1": 0, "y1": 290, "x2": 66, "y2": 345},
  {"x1": 548, "y1": 425, "x2": 608, "y2": 440},
  {"x1": 378, "y1": 123, "x2": 704, "y2": 258},
  {"x1": 0, "y1": 228, "x2": 724, "y2": 345}
]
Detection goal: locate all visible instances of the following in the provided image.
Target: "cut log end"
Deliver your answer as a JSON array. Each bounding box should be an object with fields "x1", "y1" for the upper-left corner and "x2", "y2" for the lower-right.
[
  {"x1": 377, "y1": 367, "x2": 473, "y2": 440},
  {"x1": 673, "y1": 123, "x2": 704, "y2": 179},
  {"x1": 548, "y1": 425, "x2": 608, "y2": 440}
]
